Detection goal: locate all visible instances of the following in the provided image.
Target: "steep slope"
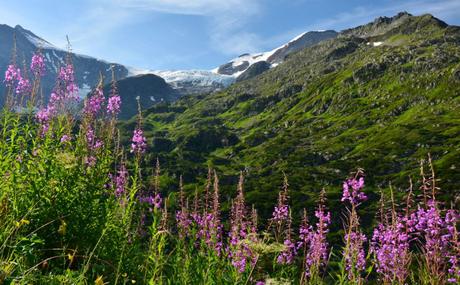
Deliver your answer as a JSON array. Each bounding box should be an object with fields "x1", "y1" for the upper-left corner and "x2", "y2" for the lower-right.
[
  {"x1": 236, "y1": 61, "x2": 271, "y2": 82},
  {"x1": 120, "y1": 13, "x2": 460, "y2": 224},
  {"x1": 215, "y1": 30, "x2": 338, "y2": 77},
  {"x1": 103, "y1": 74, "x2": 180, "y2": 120},
  {"x1": 0, "y1": 24, "x2": 128, "y2": 105}
]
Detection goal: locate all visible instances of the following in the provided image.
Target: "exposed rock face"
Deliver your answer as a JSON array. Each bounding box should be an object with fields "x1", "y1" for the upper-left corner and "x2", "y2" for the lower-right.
[{"x1": 236, "y1": 61, "x2": 271, "y2": 82}]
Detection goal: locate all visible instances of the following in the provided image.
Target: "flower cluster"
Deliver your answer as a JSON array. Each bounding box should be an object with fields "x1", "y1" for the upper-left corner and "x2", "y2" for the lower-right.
[
  {"x1": 277, "y1": 239, "x2": 297, "y2": 264},
  {"x1": 31, "y1": 52, "x2": 46, "y2": 77},
  {"x1": 4, "y1": 64, "x2": 31, "y2": 95},
  {"x1": 86, "y1": 126, "x2": 104, "y2": 151},
  {"x1": 107, "y1": 80, "x2": 121, "y2": 116},
  {"x1": 60, "y1": 134, "x2": 71, "y2": 144},
  {"x1": 344, "y1": 231, "x2": 367, "y2": 279},
  {"x1": 16, "y1": 76, "x2": 31, "y2": 95},
  {"x1": 342, "y1": 176, "x2": 366, "y2": 205},
  {"x1": 35, "y1": 61, "x2": 80, "y2": 134},
  {"x1": 297, "y1": 203, "x2": 331, "y2": 278},
  {"x1": 139, "y1": 193, "x2": 162, "y2": 210},
  {"x1": 4, "y1": 64, "x2": 20, "y2": 87},
  {"x1": 409, "y1": 201, "x2": 459, "y2": 281},
  {"x1": 131, "y1": 128, "x2": 147, "y2": 154},
  {"x1": 228, "y1": 174, "x2": 256, "y2": 272},
  {"x1": 107, "y1": 94, "x2": 121, "y2": 116},
  {"x1": 111, "y1": 164, "x2": 128, "y2": 198},
  {"x1": 84, "y1": 87, "x2": 105, "y2": 117},
  {"x1": 371, "y1": 221, "x2": 410, "y2": 283},
  {"x1": 58, "y1": 64, "x2": 78, "y2": 96}
]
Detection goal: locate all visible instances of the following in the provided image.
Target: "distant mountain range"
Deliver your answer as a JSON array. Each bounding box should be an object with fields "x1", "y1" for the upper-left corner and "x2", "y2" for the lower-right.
[{"x1": 0, "y1": 23, "x2": 340, "y2": 117}]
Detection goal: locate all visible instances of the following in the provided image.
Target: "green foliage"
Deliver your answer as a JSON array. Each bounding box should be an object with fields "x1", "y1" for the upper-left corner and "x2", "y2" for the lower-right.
[{"x1": 119, "y1": 13, "x2": 460, "y2": 229}]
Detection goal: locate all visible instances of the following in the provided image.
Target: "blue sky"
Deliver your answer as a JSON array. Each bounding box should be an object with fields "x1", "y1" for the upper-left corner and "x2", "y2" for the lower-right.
[{"x1": 1, "y1": 0, "x2": 459, "y2": 70}]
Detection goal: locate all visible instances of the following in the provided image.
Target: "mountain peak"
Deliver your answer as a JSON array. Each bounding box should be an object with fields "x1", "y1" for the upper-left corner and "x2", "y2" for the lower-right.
[
  {"x1": 214, "y1": 30, "x2": 337, "y2": 77},
  {"x1": 14, "y1": 24, "x2": 25, "y2": 31},
  {"x1": 340, "y1": 12, "x2": 447, "y2": 39}
]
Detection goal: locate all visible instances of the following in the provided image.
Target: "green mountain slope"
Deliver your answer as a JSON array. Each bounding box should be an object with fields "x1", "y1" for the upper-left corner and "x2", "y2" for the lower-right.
[{"x1": 120, "y1": 13, "x2": 460, "y2": 225}]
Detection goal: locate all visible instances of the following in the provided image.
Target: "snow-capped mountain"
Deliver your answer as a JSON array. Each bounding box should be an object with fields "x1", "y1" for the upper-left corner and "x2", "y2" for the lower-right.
[
  {"x1": 214, "y1": 30, "x2": 338, "y2": 79},
  {"x1": 130, "y1": 30, "x2": 338, "y2": 94},
  {"x1": 0, "y1": 24, "x2": 128, "y2": 105},
  {"x1": 1, "y1": 24, "x2": 338, "y2": 107}
]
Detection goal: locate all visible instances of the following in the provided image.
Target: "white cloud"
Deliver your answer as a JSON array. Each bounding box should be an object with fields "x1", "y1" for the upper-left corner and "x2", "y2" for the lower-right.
[{"x1": 110, "y1": 0, "x2": 260, "y2": 16}]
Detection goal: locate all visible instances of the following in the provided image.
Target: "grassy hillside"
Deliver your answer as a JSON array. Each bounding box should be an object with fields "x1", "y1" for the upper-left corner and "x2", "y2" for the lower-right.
[{"x1": 120, "y1": 13, "x2": 460, "y2": 226}]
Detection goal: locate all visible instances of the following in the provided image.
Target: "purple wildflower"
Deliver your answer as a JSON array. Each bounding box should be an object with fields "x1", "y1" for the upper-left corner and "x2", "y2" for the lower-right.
[
  {"x1": 15, "y1": 76, "x2": 31, "y2": 95},
  {"x1": 342, "y1": 177, "x2": 366, "y2": 205},
  {"x1": 4, "y1": 64, "x2": 20, "y2": 87},
  {"x1": 31, "y1": 52, "x2": 46, "y2": 77},
  {"x1": 112, "y1": 164, "x2": 128, "y2": 198},
  {"x1": 60, "y1": 134, "x2": 71, "y2": 144},
  {"x1": 344, "y1": 231, "x2": 367, "y2": 280},
  {"x1": 57, "y1": 64, "x2": 79, "y2": 97},
  {"x1": 107, "y1": 94, "x2": 121, "y2": 115},
  {"x1": 228, "y1": 173, "x2": 256, "y2": 273},
  {"x1": 277, "y1": 239, "x2": 297, "y2": 264},
  {"x1": 412, "y1": 201, "x2": 459, "y2": 281},
  {"x1": 130, "y1": 128, "x2": 147, "y2": 154},
  {"x1": 84, "y1": 87, "x2": 105, "y2": 117},
  {"x1": 371, "y1": 220, "x2": 410, "y2": 283},
  {"x1": 140, "y1": 193, "x2": 162, "y2": 210}
]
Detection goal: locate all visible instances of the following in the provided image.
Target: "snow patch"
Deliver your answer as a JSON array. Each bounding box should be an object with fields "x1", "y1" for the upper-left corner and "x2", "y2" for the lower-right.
[
  {"x1": 24, "y1": 33, "x2": 59, "y2": 50},
  {"x1": 367, "y1": 41, "x2": 383, "y2": 47},
  {"x1": 78, "y1": 84, "x2": 91, "y2": 98}
]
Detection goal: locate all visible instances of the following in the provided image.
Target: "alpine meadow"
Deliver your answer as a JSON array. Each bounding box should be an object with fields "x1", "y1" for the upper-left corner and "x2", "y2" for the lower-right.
[{"x1": 0, "y1": 3, "x2": 459, "y2": 285}]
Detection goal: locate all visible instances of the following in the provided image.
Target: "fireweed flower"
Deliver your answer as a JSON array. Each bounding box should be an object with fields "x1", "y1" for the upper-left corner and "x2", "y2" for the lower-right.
[
  {"x1": 15, "y1": 76, "x2": 31, "y2": 95},
  {"x1": 58, "y1": 64, "x2": 78, "y2": 96},
  {"x1": 60, "y1": 134, "x2": 71, "y2": 144},
  {"x1": 84, "y1": 87, "x2": 104, "y2": 117},
  {"x1": 307, "y1": 210, "x2": 331, "y2": 276},
  {"x1": 344, "y1": 231, "x2": 367, "y2": 279},
  {"x1": 228, "y1": 173, "x2": 256, "y2": 273},
  {"x1": 175, "y1": 210, "x2": 192, "y2": 237},
  {"x1": 342, "y1": 177, "x2": 366, "y2": 205},
  {"x1": 130, "y1": 128, "x2": 147, "y2": 154},
  {"x1": 4, "y1": 64, "x2": 20, "y2": 87},
  {"x1": 272, "y1": 204, "x2": 289, "y2": 223},
  {"x1": 140, "y1": 193, "x2": 162, "y2": 211},
  {"x1": 412, "y1": 201, "x2": 459, "y2": 280},
  {"x1": 35, "y1": 62, "x2": 79, "y2": 134},
  {"x1": 107, "y1": 85, "x2": 121, "y2": 116},
  {"x1": 297, "y1": 204, "x2": 331, "y2": 278},
  {"x1": 112, "y1": 164, "x2": 128, "y2": 198},
  {"x1": 371, "y1": 220, "x2": 411, "y2": 283},
  {"x1": 31, "y1": 52, "x2": 46, "y2": 77},
  {"x1": 4, "y1": 65, "x2": 30, "y2": 95},
  {"x1": 277, "y1": 239, "x2": 297, "y2": 264}
]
